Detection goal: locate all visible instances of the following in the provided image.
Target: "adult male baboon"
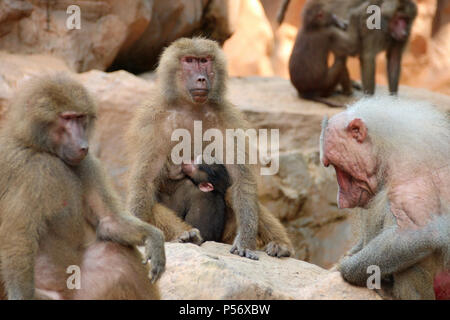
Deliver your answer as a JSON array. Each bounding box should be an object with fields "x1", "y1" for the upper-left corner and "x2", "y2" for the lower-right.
[
  {"x1": 279, "y1": 0, "x2": 417, "y2": 95},
  {"x1": 0, "y1": 74, "x2": 165, "y2": 300},
  {"x1": 127, "y1": 37, "x2": 293, "y2": 260},
  {"x1": 320, "y1": 96, "x2": 450, "y2": 299}
]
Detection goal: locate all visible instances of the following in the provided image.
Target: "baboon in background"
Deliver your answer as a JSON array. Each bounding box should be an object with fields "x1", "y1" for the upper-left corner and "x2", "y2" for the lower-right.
[
  {"x1": 127, "y1": 37, "x2": 293, "y2": 260},
  {"x1": 320, "y1": 97, "x2": 450, "y2": 299},
  {"x1": 0, "y1": 74, "x2": 165, "y2": 300},
  {"x1": 278, "y1": 0, "x2": 417, "y2": 95},
  {"x1": 288, "y1": 1, "x2": 366, "y2": 107},
  {"x1": 159, "y1": 159, "x2": 230, "y2": 242}
]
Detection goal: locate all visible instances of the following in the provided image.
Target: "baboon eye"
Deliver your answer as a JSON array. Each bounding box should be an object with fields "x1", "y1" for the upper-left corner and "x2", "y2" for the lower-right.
[
  {"x1": 200, "y1": 58, "x2": 208, "y2": 64},
  {"x1": 185, "y1": 57, "x2": 193, "y2": 63}
]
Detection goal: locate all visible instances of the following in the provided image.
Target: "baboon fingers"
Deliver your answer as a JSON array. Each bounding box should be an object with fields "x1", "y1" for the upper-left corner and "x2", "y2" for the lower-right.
[
  {"x1": 265, "y1": 241, "x2": 292, "y2": 258},
  {"x1": 175, "y1": 228, "x2": 203, "y2": 245},
  {"x1": 150, "y1": 263, "x2": 165, "y2": 284},
  {"x1": 230, "y1": 244, "x2": 259, "y2": 260}
]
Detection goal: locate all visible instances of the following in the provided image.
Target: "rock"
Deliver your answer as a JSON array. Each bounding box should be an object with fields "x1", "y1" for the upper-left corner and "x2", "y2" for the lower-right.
[
  {"x1": 147, "y1": 242, "x2": 380, "y2": 300},
  {"x1": 111, "y1": 0, "x2": 240, "y2": 73},
  {"x1": 0, "y1": 52, "x2": 70, "y2": 116},
  {"x1": 0, "y1": 0, "x2": 151, "y2": 72},
  {"x1": 223, "y1": 0, "x2": 274, "y2": 76}
]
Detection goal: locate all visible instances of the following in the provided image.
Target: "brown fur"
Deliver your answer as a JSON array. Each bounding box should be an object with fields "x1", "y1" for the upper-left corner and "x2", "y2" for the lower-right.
[
  {"x1": 0, "y1": 74, "x2": 164, "y2": 300},
  {"x1": 319, "y1": 0, "x2": 417, "y2": 94},
  {"x1": 280, "y1": 0, "x2": 417, "y2": 95},
  {"x1": 288, "y1": 1, "x2": 365, "y2": 107},
  {"x1": 127, "y1": 37, "x2": 293, "y2": 259}
]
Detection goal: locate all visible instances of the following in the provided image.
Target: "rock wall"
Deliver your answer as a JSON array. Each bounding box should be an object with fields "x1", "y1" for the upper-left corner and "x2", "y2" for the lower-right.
[{"x1": 0, "y1": 0, "x2": 239, "y2": 73}]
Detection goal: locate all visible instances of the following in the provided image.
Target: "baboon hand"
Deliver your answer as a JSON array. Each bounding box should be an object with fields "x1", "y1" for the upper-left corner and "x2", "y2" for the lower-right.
[
  {"x1": 338, "y1": 255, "x2": 366, "y2": 286},
  {"x1": 176, "y1": 228, "x2": 203, "y2": 245},
  {"x1": 265, "y1": 241, "x2": 292, "y2": 258},
  {"x1": 230, "y1": 236, "x2": 259, "y2": 260},
  {"x1": 143, "y1": 232, "x2": 166, "y2": 283}
]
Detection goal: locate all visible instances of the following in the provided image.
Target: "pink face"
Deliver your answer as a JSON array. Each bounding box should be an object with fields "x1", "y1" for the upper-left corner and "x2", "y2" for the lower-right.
[
  {"x1": 180, "y1": 56, "x2": 214, "y2": 104},
  {"x1": 389, "y1": 13, "x2": 409, "y2": 41},
  {"x1": 50, "y1": 111, "x2": 89, "y2": 166},
  {"x1": 321, "y1": 114, "x2": 378, "y2": 209}
]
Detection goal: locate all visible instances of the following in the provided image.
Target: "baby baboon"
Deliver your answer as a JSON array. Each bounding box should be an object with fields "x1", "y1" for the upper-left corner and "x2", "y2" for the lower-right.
[
  {"x1": 127, "y1": 37, "x2": 293, "y2": 260},
  {"x1": 0, "y1": 74, "x2": 165, "y2": 300},
  {"x1": 159, "y1": 159, "x2": 230, "y2": 242},
  {"x1": 288, "y1": 1, "x2": 366, "y2": 107}
]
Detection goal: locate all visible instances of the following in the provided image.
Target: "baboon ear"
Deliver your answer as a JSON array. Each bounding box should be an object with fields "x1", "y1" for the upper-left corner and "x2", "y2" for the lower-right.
[
  {"x1": 199, "y1": 182, "x2": 214, "y2": 193},
  {"x1": 347, "y1": 118, "x2": 367, "y2": 143}
]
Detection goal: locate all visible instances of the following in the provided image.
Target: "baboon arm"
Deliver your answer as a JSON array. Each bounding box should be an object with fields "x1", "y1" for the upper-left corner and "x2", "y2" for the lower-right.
[
  {"x1": 81, "y1": 155, "x2": 166, "y2": 281},
  {"x1": 0, "y1": 218, "x2": 38, "y2": 300},
  {"x1": 339, "y1": 215, "x2": 450, "y2": 286},
  {"x1": 330, "y1": 1, "x2": 368, "y2": 56},
  {"x1": 150, "y1": 203, "x2": 193, "y2": 241},
  {"x1": 330, "y1": 28, "x2": 359, "y2": 56},
  {"x1": 127, "y1": 123, "x2": 172, "y2": 223},
  {"x1": 225, "y1": 164, "x2": 259, "y2": 251},
  {"x1": 359, "y1": 51, "x2": 376, "y2": 95},
  {"x1": 386, "y1": 42, "x2": 404, "y2": 94},
  {"x1": 81, "y1": 156, "x2": 164, "y2": 247},
  {"x1": 0, "y1": 163, "x2": 65, "y2": 299}
]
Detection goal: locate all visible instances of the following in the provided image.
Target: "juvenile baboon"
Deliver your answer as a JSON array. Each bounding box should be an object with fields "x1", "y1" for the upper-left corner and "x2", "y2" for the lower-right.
[
  {"x1": 127, "y1": 37, "x2": 293, "y2": 260},
  {"x1": 320, "y1": 96, "x2": 450, "y2": 299},
  {"x1": 159, "y1": 159, "x2": 230, "y2": 242},
  {"x1": 288, "y1": 1, "x2": 366, "y2": 107},
  {"x1": 279, "y1": 0, "x2": 417, "y2": 95},
  {"x1": 0, "y1": 74, "x2": 165, "y2": 300}
]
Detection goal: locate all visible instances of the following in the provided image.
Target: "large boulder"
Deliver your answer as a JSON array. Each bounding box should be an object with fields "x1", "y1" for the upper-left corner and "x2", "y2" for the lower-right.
[
  {"x1": 0, "y1": 52, "x2": 70, "y2": 116},
  {"x1": 110, "y1": 0, "x2": 241, "y2": 73},
  {"x1": 223, "y1": 0, "x2": 274, "y2": 76},
  {"x1": 147, "y1": 242, "x2": 381, "y2": 300},
  {"x1": 0, "y1": 0, "x2": 152, "y2": 72}
]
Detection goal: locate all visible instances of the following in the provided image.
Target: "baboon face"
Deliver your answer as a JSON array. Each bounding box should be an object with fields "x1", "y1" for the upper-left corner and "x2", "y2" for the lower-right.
[
  {"x1": 304, "y1": 4, "x2": 333, "y2": 29},
  {"x1": 180, "y1": 55, "x2": 215, "y2": 104},
  {"x1": 389, "y1": 12, "x2": 411, "y2": 41},
  {"x1": 320, "y1": 115, "x2": 378, "y2": 209},
  {"x1": 49, "y1": 111, "x2": 90, "y2": 166}
]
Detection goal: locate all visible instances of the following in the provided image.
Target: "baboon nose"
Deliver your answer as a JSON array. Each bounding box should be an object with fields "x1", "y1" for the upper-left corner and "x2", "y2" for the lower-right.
[
  {"x1": 80, "y1": 146, "x2": 89, "y2": 155},
  {"x1": 197, "y1": 76, "x2": 206, "y2": 83}
]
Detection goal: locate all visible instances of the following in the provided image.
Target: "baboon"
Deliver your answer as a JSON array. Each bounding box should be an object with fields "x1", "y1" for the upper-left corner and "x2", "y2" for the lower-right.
[
  {"x1": 320, "y1": 96, "x2": 450, "y2": 299},
  {"x1": 127, "y1": 37, "x2": 293, "y2": 260},
  {"x1": 159, "y1": 159, "x2": 230, "y2": 242},
  {"x1": 279, "y1": 0, "x2": 417, "y2": 95},
  {"x1": 288, "y1": 1, "x2": 366, "y2": 107},
  {"x1": 0, "y1": 74, "x2": 165, "y2": 300}
]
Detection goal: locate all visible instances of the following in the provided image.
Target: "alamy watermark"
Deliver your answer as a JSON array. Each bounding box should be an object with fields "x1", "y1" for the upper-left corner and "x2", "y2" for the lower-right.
[
  {"x1": 171, "y1": 121, "x2": 280, "y2": 175},
  {"x1": 366, "y1": 5, "x2": 382, "y2": 30},
  {"x1": 66, "y1": 5, "x2": 81, "y2": 30},
  {"x1": 66, "y1": 265, "x2": 81, "y2": 290},
  {"x1": 366, "y1": 265, "x2": 381, "y2": 290}
]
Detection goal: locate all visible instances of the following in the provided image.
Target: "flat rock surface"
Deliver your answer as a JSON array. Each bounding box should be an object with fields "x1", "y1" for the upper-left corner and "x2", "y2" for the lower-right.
[{"x1": 142, "y1": 242, "x2": 381, "y2": 300}]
